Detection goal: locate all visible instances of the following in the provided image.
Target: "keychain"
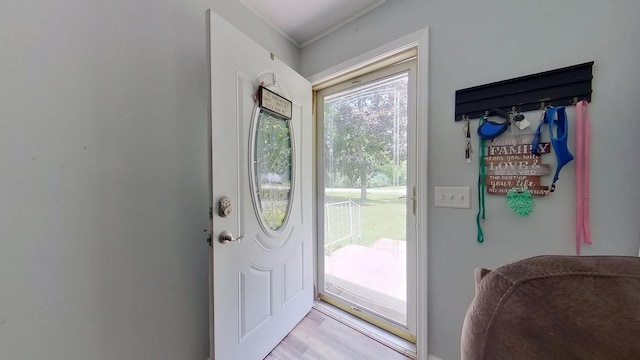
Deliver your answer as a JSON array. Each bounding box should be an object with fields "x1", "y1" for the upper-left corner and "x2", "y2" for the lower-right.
[
  {"x1": 513, "y1": 111, "x2": 531, "y2": 131},
  {"x1": 463, "y1": 116, "x2": 472, "y2": 163}
]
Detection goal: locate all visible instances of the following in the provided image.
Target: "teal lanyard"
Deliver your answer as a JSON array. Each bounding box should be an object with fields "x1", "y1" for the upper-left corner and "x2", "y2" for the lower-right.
[{"x1": 476, "y1": 117, "x2": 486, "y2": 243}]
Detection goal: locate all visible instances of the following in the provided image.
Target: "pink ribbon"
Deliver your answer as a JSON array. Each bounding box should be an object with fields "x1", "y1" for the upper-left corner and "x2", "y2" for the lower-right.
[{"x1": 575, "y1": 100, "x2": 592, "y2": 255}]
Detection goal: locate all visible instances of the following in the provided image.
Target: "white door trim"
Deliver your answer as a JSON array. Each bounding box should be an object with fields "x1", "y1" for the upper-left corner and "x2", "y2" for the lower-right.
[{"x1": 308, "y1": 28, "x2": 429, "y2": 360}]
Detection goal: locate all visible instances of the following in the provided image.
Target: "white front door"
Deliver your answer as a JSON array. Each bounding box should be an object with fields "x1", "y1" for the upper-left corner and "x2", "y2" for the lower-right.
[{"x1": 207, "y1": 10, "x2": 313, "y2": 360}]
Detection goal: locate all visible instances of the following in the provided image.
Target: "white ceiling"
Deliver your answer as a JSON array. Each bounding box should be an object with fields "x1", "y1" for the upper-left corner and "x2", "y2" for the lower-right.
[{"x1": 241, "y1": 0, "x2": 386, "y2": 48}]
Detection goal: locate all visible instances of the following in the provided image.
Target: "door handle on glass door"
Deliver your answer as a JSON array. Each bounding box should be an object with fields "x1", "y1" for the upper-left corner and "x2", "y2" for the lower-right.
[
  {"x1": 399, "y1": 186, "x2": 417, "y2": 215},
  {"x1": 219, "y1": 230, "x2": 244, "y2": 244}
]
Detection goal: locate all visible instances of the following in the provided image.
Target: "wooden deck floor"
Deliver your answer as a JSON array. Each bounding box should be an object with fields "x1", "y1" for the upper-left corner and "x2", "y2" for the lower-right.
[{"x1": 265, "y1": 308, "x2": 412, "y2": 360}]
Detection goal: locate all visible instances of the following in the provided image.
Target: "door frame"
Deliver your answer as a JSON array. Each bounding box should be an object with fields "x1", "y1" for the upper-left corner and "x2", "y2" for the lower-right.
[
  {"x1": 315, "y1": 59, "x2": 418, "y2": 340},
  {"x1": 309, "y1": 28, "x2": 429, "y2": 360}
]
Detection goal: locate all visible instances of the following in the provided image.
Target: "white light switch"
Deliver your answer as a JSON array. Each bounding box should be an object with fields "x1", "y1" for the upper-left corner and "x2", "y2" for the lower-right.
[{"x1": 435, "y1": 187, "x2": 471, "y2": 208}]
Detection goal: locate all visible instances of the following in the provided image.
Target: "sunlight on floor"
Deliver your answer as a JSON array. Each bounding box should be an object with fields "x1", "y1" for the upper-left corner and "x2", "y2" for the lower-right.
[{"x1": 325, "y1": 238, "x2": 407, "y2": 323}]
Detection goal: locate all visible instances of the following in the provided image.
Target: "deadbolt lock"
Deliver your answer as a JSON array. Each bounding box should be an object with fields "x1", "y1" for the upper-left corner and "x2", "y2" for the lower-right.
[{"x1": 218, "y1": 196, "x2": 232, "y2": 217}]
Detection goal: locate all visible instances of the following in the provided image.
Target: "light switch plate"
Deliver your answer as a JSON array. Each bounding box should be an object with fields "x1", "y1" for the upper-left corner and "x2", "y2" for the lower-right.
[{"x1": 435, "y1": 187, "x2": 471, "y2": 208}]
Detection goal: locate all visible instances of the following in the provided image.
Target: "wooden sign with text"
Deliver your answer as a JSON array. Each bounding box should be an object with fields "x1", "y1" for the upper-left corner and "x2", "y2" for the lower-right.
[
  {"x1": 485, "y1": 175, "x2": 549, "y2": 196},
  {"x1": 258, "y1": 86, "x2": 292, "y2": 120},
  {"x1": 484, "y1": 134, "x2": 550, "y2": 196}
]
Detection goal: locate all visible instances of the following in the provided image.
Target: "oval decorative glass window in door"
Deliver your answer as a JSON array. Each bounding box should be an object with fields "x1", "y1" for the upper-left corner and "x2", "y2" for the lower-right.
[{"x1": 252, "y1": 107, "x2": 294, "y2": 232}]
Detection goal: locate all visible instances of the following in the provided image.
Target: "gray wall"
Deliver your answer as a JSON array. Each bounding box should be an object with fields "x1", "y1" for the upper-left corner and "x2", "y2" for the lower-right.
[
  {"x1": 3, "y1": 0, "x2": 640, "y2": 359},
  {"x1": 0, "y1": 1, "x2": 298, "y2": 359},
  {"x1": 301, "y1": 1, "x2": 640, "y2": 359}
]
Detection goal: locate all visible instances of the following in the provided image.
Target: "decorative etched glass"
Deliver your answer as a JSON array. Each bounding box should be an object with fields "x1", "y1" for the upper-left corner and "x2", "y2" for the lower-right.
[{"x1": 253, "y1": 109, "x2": 293, "y2": 231}]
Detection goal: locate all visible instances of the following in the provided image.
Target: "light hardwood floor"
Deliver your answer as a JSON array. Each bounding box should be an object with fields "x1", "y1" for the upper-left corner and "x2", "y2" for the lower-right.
[{"x1": 265, "y1": 308, "x2": 413, "y2": 360}]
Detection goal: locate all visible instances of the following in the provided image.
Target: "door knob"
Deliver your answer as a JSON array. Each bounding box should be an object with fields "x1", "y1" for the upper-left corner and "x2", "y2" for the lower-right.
[{"x1": 219, "y1": 230, "x2": 244, "y2": 244}]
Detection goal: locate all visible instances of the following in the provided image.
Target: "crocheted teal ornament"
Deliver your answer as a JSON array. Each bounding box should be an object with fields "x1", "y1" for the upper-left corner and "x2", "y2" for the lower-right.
[{"x1": 506, "y1": 187, "x2": 535, "y2": 217}]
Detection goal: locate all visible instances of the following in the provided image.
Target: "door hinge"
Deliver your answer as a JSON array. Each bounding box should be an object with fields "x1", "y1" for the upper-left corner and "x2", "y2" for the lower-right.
[{"x1": 206, "y1": 206, "x2": 213, "y2": 245}]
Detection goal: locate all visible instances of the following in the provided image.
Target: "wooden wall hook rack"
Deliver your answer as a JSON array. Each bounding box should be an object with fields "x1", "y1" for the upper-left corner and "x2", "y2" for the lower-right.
[{"x1": 455, "y1": 61, "x2": 594, "y2": 121}]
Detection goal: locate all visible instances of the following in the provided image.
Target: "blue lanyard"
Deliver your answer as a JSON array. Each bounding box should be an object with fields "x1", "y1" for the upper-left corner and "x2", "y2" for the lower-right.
[{"x1": 532, "y1": 106, "x2": 574, "y2": 192}]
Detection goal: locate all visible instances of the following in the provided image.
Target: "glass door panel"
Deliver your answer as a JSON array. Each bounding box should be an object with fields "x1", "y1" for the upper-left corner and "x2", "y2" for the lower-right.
[{"x1": 317, "y1": 59, "x2": 416, "y2": 336}]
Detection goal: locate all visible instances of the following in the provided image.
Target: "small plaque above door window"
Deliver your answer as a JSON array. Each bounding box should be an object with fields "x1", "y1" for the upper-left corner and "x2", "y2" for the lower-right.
[{"x1": 259, "y1": 86, "x2": 292, "y2": 120}]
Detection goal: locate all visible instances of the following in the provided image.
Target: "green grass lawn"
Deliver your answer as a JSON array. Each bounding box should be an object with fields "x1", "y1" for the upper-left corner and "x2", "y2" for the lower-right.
[{"x1": 325, "y1": 189, "x2": 406, "y2": 248}]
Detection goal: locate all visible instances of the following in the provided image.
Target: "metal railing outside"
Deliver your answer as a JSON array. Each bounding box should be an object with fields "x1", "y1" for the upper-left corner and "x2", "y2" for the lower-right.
[{"x1": 324, "y1": 200, "x2": 362, "y2": 255}]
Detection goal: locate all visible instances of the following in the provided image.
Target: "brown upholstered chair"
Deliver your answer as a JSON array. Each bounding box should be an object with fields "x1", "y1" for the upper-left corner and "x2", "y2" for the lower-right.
[{"x1": 461, "y1": 255, "x2": 640, "y2": 360}]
